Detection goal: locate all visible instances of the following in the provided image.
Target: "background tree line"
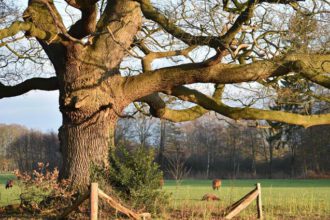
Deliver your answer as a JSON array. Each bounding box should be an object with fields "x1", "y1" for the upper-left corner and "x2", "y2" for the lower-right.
[
  {"x1": 0, "y1": 103, "x2": 329, "y2": 179},
  {"x1": 113, "y1": 82, "x2": 330, "y2": 179},
  {"x1": 0, "y1": 124, "x2": 61, "y2": 172},
  {"x1": 115, "y1": 110, "x2": 330, "y2": 179}
]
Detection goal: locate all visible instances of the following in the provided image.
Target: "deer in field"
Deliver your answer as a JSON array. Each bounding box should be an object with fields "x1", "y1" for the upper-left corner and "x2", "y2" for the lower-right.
[
  {"x1": 212, "y1": 179, "x2": 221, "y2": 190},
  {"x1": 5, "y1": 179, "x2": 14, "y2": 189},
  {"x1": 202, "y1": 193, "x2": 220, "y2": 201}
]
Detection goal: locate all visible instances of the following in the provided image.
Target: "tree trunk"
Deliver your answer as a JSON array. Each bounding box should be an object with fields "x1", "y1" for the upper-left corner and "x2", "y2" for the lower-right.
[
  {"x1": 290, "y1": 146, "x2": 296, "y2": 178},
  {"x1": 310, "y1": 128, "x2": 320, "y2": 173},
  {"x1": 57, "y1": 43, "x2": 123, "y2": 189},
  {"x1": 206, "y1": 149, "x2": 210, "y2": 179},
  {"x1": 249, "y1": 131, "x2": 257, "y2": 177},
  {"x1": 158, "y1": 119, "x2": 166, "y2": 169},
  {"x1": 232, "y1": 137, "x2": 237, "y2": 179},
  {"x1": 59, "y1": 110, "x2": 117, "y2": 189},
  {"x1": 269, "y1": 143, "x2": 273, "y2": 179}
]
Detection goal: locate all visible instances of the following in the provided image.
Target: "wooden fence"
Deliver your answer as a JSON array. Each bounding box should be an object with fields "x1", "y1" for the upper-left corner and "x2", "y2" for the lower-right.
[
  {"x1": 60, "y1": 182, "x2": 262, "y2": 220},
  {"x1": 60, "y1": 183, "x2": 151, "y2": 220},
  {"x1": 224, "y1": 183, "x2": 263, "y2": 219}
]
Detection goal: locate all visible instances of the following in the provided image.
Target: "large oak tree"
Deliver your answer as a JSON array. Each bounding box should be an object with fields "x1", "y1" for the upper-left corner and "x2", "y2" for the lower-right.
[{"x1": 0, "y1": 0, "x2": 329, "y2": 188}]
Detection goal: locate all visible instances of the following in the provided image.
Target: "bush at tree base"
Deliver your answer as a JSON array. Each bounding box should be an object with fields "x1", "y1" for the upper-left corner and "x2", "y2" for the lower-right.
[{"x1": 91, "y1": 146, "x2": 170, "y2": 214}]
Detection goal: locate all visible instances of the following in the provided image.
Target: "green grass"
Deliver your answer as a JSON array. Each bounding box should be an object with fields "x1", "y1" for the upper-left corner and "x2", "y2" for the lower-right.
[
  {"x1": 1, "y1": 174, "x2": 330, "y2": 219},
  {"x1": 0, "y1": 173, "x2": 21, "y2": 207},
  {"x1": 163, "y1": 179, "x2": 330, "y2": 219}
]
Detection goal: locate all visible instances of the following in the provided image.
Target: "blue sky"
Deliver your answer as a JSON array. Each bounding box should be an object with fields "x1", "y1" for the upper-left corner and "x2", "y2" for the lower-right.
[{"x1": 0, "y1": 91, "x2": 61, "y2": 132}]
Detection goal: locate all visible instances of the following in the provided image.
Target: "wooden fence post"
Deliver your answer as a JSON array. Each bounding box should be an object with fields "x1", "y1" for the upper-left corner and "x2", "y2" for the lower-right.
[
  {"x1": 256, "y1": 183, "x2": 263, "y2": 219},
  {"x1": 90, "y1": 182, "x2": 98, "y2": 220}
]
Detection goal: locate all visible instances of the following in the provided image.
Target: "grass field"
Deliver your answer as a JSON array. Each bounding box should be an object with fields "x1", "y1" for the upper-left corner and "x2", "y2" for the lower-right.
[
  {"x1": 0, "y1": 173, "x2": 21, "y2": 207},
  {"x1": 163, "y1": 179, "x2": 330, "y2": 219},
  {"x1": 1, "y1": 174, "x2": 330, "y2": 219}
]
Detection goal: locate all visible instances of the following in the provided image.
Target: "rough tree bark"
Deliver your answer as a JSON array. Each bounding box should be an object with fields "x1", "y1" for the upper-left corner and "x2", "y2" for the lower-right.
[{"x1": 59, "y1": 111, "x2": 118, "y2": 185}]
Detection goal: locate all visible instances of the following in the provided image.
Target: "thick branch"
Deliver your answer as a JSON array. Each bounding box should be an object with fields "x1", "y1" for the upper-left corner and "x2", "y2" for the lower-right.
[
  {"x1": 23, "y1": 0, "x2": 74, "y2": 44},
  {"x1": 167, "y1": 86, "x2": 330, "y2": 128},
  {"x1": 142, "y1": 45, "x2": 197, "y2": 71},
  {"x1": 0, "y1": 77, "x2": 59, "y2": 99},
  {"x1": 140, "y1": 84, "x2": 224, "y2": 122},
  {"x1": 33, "y1": 0, "x2": 84, "y2": 44},
  {"x1": 139, "y1": 93, "x2": 208, "y2": 122},
  {"x1": 123, "y1": 53, "x2": 330, "y2": 102},
  {"x1": 90, "y1": 0, "x2": 141, "y2": 69},
  {"x1": 68, "y1": 3, "x2": 98, "y2": 39},
  {"x1": 292, "y1": 59, "x2": 330, "y2": 88},
  {"x1": 0, "y1": 21, "x2": 61, "y2": 44},
  {"x1": 23, "y1": 0, "x2": 67, "y2": 71}
]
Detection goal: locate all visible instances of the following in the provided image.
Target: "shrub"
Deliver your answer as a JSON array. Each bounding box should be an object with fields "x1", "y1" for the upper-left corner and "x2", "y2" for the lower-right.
[
  {"x1": 92, "y1": 146, "x2": 169, "y2": 214},
  {"x1": 13, "y1": 163, "x2": 76, "y2": 215}
]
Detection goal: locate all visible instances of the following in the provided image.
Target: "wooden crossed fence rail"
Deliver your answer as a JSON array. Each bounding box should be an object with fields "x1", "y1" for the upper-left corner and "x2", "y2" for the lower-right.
[
  {"x1": 60, "y1": 182, "x2": 263, "y2": 220},
  {"x1": 60, "y1": 183, "x2": 151, "y2": 220},
  {"x1": 224, "y1": 183, "x2": 263, "y2": 219}
]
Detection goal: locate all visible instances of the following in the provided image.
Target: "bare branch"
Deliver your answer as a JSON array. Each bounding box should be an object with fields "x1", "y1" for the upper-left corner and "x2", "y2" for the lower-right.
[
  {"x1": 0, "y1": 77, "x2": 59, "y2": 99},
  {"x1": 221, "y1": 0, "x2": 257, "y2": 44},
  {"x1": 136, "y1": 0, "x2": 223, "y2": 48},
  {"x1": 142, "y1": 45, "x2": 197, "y2": 71}
]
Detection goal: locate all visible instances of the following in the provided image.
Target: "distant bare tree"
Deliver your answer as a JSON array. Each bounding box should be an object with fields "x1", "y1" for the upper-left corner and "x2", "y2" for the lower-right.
[{"x1": 165, "y1": 148, "x2": 191, "y2": 185}]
